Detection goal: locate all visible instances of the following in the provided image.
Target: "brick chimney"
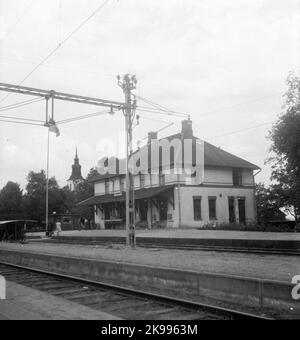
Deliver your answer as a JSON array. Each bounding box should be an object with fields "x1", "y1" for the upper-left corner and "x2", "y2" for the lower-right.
[
  {"x1": 181, "y1": 119, "x2": 193, "y2": 139},
  {"x1": 148, "y1": 131, "x2": 158, "y2": 145}
]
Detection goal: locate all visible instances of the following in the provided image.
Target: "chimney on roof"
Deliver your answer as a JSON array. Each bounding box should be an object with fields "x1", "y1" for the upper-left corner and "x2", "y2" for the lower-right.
[
  {"x1": 181, "y1": 118, "x2": 193, "y2": 139},
  {"x1": 148, "y1": 131, "x2": 158, "y2": 145}
]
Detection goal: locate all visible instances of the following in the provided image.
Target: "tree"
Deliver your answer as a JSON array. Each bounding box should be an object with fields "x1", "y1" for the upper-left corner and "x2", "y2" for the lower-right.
[
  {"x1": 255, "y1": 183, "x2": 283, "y2": 225},
  {"x1": 268, "y1": 72, "x2": 300, "y2": 224},
  {"x1": 23, "y1": 170, "x2": 65, "y2": 222},
  {"x1": 0, "y1": 182, "x2": 23, "y2": 220}
]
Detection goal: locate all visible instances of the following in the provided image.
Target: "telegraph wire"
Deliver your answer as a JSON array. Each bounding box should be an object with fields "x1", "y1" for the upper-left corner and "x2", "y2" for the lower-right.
[
  {"x1": 136, "y1": 108, "x2": 187, "y2": 119},
  {"x1": 0, "y1": 0, "x2": 111, "y2": 104},
  {"x1": 5, "y1": 0, "x2": 36, "y2": 37},
  {"x1": 206, "y1": 120, "x2": 275, "y2": 141},
  {"x1": 137, "y1": 114, "x2": 173, "y2": 124},
  {"x1": 193, "y1": 93, "x2": 281, "y2": 124},
  {"x1": 135, "y1": 95, "x2": 189, "y2": 117},
  {"x1": 0, "y1": 56, "x2": 115, "y2": 79}
]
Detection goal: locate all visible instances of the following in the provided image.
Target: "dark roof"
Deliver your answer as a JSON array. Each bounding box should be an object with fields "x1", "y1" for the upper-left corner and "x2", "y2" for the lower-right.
[
  {"x1": 89, "y1": 173, "x2": 123, "y2": 183},
  {"x1": 204, "y1": 141, "x2": 260, "y2": 169},
  {"x1": 77, "y1": 185, "x2": 174, "y2": 206},
  {"x1": 165, "y1": 133, "x2": 259, "y2": 169},
  {"x1": 88, "y1": 133, "x2": 260, "y2": 183}
]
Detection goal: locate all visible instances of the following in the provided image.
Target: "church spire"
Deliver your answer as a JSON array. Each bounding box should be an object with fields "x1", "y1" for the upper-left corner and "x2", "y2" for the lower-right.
[
  {"x1": 74, "y1": 147, "x2": 79, "y2": 165},
  {"x1": 68, "y1": 147, "x2": 84, "y2": 191}
]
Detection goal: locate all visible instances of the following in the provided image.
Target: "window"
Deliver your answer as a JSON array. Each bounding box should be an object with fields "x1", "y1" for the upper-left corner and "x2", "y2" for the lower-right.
[
  {"x1": 140, "y1": 174, "x2": 145, "y2": 188},
  {"x1": 209, "y1": 197, "x2": 217, "y2": 220},
  {"x1": 120, "y1": 178, "x2": 126, "y2": 192},
  {"x1": 193, "y1": 196, "x2": 202, "y2": 221},
  {"x1": 105, "y1": 179, "x2": 109, "y2": 194},
  {"x1": 233, "y1": 169, "x2": 242, "y2": 186}
]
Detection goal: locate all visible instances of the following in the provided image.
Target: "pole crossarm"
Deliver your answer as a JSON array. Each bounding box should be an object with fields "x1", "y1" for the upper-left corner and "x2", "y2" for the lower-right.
[{"x1": 0, "y1": 83, "x2": 124, "y2": 110}]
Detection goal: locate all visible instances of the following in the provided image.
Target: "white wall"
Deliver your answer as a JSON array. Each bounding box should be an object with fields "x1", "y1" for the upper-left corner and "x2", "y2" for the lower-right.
[
  {"x1": 93, "y1": 168, "x2": 254, "y2": 194},
  {"x1": 178, "y1": 186, "x2": 256, "y2": 228},
  {"x1": 204, "y1": 168, "x2": 233, "y2": 185}
]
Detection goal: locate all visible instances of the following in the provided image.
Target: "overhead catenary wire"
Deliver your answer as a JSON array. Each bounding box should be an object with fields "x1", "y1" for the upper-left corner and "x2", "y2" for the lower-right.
[
  {"x1": 206, "y1": 120, "x2": 275, "y2": 141},
  {"x1": 57, "y1": 110, "x2": 110, "y2": 125},
  {"x1": 136, "y1": 108, "x2": 187, "y2": 119},
  {"x1": 0, "y1": 0, "x2": 111, "y2": 105},
  {"x1": 0, "y1": 98, "x2": 43, "y2": 112},
  {"x1": 0, "y1": 119, "x2": 43, "y2": 127},
  {"x1": 138, "y1": 114, "x2": 173, "y2": 124},
  {"x1": 0, "y1": 114, "x2": 43, "y2": 123},
  {"x1": 135, "y1": 95, "x2": 189, "y2": 117}
]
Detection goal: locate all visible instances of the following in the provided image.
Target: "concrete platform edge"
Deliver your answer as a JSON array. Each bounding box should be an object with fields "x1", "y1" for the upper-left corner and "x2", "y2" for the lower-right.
[{"x1": 0, "y1": 248, "x2": 297, "y2": 315}]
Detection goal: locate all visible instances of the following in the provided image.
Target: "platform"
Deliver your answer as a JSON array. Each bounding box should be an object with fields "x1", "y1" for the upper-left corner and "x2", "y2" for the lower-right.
[
  {"x1": 0, "y1": 242, "x2": 299, "y2": 317},
  {"x1": 1, "y1": 240, "x2": 299, "y2": 282},
  {"x1": 27, "y1": 229, "x2": 300, "y2": 241},
  {"x1": 0, "y1": 281, "x2": 120, "y2": 320},
  {"x1": 35, "y1": 229, "x2": 300, "y2": 254}
]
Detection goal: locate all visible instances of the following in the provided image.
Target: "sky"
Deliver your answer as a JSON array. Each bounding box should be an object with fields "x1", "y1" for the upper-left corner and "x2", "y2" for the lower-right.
[{"x1": 0, "y1": 0, "x2": 299, "y2": 190}]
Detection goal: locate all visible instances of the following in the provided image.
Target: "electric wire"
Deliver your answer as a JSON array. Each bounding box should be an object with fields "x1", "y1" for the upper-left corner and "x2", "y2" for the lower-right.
[
  {"x1": 135, "y1": 95, "x2": 189, "y2": 117},
  {"x1": 0, "y1": 0, "x2": 111, "y2": 104},
  {"x1": 0, "y1": 115, "x2": 43, "y2": 123},
  {"x1": 0, "y1": 119, "x2": 43, "y2": 127},
  {"x1": 5, "y1": 0, "x2": 36, "y2": 37},
  {"x1": 0, "y1": 98, "x2": 43, "y2": 112},
  {"x1": 206, "y1": 120, "x2": 275, "y2": 141},
  {"x1": 57, "y1": 110, "x2": 109, "y2": 125}
]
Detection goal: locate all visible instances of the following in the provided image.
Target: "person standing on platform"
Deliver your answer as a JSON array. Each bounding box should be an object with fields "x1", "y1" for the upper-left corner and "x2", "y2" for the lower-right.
[{"x1": 55, "y1": 220, "x2": 62, "y2": 237}]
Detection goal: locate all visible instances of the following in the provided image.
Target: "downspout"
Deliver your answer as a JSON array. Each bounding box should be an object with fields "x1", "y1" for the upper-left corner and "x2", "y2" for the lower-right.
[
  {"x1": 177, "y1": 183, "x2": 182, "y2": 228},
  {"x1": 253, "y1": 169, "x2": 262, "y2": 223}
]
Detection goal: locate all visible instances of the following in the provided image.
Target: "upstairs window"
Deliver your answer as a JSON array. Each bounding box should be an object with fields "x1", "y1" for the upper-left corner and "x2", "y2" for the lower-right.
[
  {"x1": 105, "y1": 179, "x2": 110, "y2": 194},
  {"x1": 233, "y1": 169, "x2": 243, "y2": 186}
]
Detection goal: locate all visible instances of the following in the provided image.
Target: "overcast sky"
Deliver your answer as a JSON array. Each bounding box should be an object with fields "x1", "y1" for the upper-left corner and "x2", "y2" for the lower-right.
[{"x1": 0, "y1": 0, "x2": 299, "y2": 190}]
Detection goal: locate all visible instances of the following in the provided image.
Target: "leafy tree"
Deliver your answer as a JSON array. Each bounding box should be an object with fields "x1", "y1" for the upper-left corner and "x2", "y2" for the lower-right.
[
  {"x1": 268, "y1": 72, "x2": 300, "y2": 224},
  {"x1": 0, "y1": 182, "x2": 23, "y2": 220},
  {"x1": 256, "y1": 183, "x2": 282, "y2": 225},
  {"x1": 23, "y1": 170, "x2": 65, "y2": 222}
]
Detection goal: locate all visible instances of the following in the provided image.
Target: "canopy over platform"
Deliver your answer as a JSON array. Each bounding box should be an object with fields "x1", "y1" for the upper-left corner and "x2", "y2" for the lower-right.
[{"x1": 77, "y1": 185, "x2": 174, "y2": 207}]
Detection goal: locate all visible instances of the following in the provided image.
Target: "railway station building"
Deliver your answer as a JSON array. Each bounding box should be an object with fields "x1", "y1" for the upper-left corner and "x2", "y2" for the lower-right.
[{"x1": 78, "y1": 120, "x2": 260, "y2": 229}]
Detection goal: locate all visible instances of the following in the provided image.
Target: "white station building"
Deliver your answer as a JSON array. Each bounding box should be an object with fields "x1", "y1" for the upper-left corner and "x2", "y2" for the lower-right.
[{"x1": 79, "y1": 120, "x2": 260, "y2": 229}]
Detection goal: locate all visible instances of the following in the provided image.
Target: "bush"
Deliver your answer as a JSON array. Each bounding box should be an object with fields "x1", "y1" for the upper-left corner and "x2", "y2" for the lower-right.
[{"x1": 199, "y1": 222, "x2": 298, "y2": 232}]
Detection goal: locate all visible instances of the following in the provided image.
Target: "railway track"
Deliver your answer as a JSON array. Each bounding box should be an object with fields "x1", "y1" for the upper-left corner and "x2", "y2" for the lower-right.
[{"x1": 0, "y1": 262, "x2": 272, "y2": 320}]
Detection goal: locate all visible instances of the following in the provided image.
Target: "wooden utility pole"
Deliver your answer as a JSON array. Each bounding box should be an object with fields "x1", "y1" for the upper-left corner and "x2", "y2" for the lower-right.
[{"x1": 118, "y1": 74, "x2": 137, "y2": 248}]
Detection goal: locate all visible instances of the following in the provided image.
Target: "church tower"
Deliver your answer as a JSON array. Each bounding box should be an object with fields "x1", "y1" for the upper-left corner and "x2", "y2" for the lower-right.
[{"x1": 68, "y1": 148, "x2": 84, "y2": 191}]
